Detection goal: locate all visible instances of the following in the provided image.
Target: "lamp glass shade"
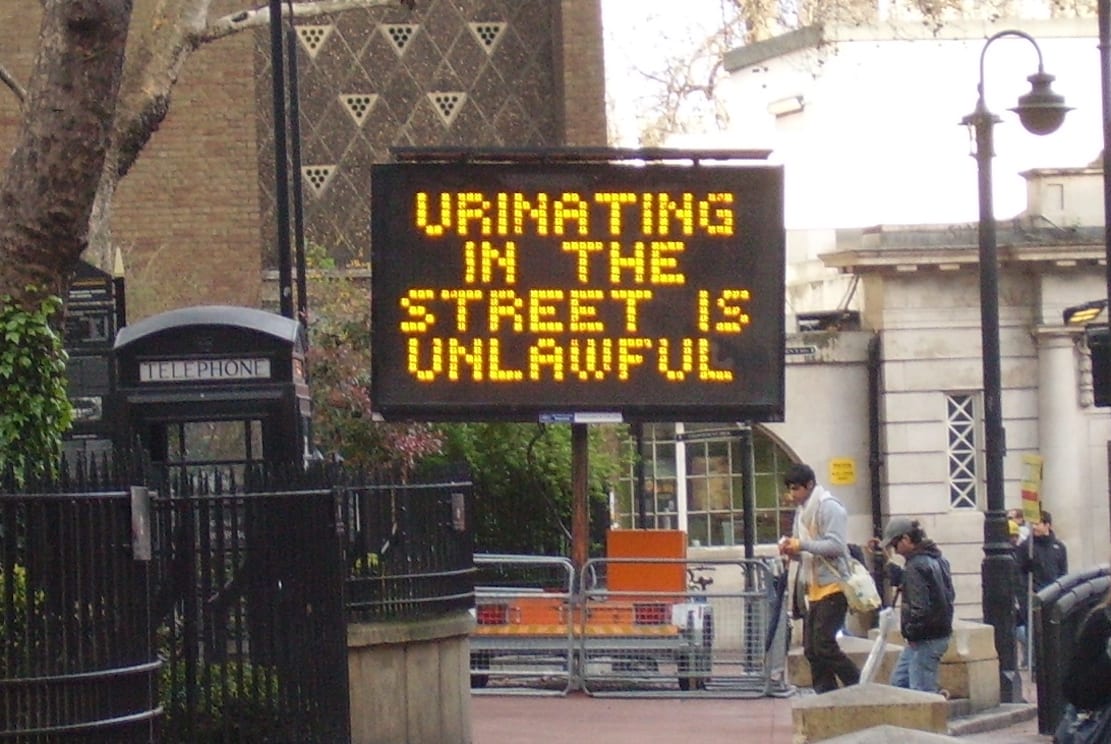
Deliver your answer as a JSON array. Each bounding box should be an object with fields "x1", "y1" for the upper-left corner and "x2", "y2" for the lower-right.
[{"x1": 1010, "y1": 72, "x2": 1070, "y2": 135}]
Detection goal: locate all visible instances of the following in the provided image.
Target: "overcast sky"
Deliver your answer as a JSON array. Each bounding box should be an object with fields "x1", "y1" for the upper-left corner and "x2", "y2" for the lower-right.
[{"x1": 601, "y1": 1, "x2": 730, "y2": 146}]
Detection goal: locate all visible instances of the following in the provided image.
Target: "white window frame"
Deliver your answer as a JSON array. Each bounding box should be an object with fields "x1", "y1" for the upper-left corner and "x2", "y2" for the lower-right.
[{"x1": 945, "y1": 392, "x2": 980, "y2": 509}]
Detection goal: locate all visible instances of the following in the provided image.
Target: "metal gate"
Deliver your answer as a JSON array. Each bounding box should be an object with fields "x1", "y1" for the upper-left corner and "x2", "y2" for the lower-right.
[
  {"x1": 1, "y1": 460, "x2": 474, "y2": 742},
  {"x1": 149, "y1": 466, "x2": 350, "y2": 743},
  {"x1": 577, "y1": 557, "x2": 776, "y2": 697}
]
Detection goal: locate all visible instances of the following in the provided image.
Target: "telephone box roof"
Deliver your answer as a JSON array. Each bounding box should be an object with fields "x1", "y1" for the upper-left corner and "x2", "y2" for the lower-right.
[{"x1": 114, "y1": 305, "x2": 303, "y2": 350}]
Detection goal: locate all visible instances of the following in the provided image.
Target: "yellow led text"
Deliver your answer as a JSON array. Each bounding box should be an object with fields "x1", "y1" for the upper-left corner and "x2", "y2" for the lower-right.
[
  {"x1": 405, "y1": 336, "x2": 733, "y2": 383},
  {"x1": 415, "y1": 191, "x2": 736, "y2": 238},
  {"x1": 399, "y1": 288, "x2": 661, "y2": 334}
]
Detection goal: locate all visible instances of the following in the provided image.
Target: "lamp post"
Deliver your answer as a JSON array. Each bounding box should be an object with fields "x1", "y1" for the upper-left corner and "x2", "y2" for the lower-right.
[
  {"x1": 962, "y1": 29, "x2": 1070, "y2": 703},
  {"x1": 1101, "y1": 0, "x2": 1111, "y2": 331}
]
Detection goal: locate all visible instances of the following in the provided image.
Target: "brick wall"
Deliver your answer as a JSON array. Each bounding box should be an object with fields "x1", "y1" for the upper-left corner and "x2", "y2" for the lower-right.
[
  {"x1": 559, "y1": 0, "x2": 607, "y2": 147},
  {"x1": 114, "y1": 30, "x2": 261, "y2": 317}
]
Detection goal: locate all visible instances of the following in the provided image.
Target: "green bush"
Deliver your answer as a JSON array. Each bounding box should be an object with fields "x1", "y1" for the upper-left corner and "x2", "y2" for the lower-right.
[
  {"x1": 0, "y1": 563, "x2": 45, "y2": 677},
  {"x1": 159, "y1": 657, "x2": 283, "y2": 743},
  {"x1": 424, "y1": 422, "x2": 620, "y2": 555}
]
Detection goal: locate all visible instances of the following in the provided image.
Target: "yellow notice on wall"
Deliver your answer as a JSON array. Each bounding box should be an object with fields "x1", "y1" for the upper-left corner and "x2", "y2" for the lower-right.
[
  {"x1": 1020, "y1": 454, "x2": 1044, "y2": 523},
  {"x1": 829, "y1": 458, "x2": 856, "y2": 486}
]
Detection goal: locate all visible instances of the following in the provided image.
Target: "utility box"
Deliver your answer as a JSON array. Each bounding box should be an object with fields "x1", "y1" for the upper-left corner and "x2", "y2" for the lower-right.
[
  {"x1": 113, "y1": 305, "x2": 310, "y2": 471},
  {"x1": 606, "y1": 529, "x2": 688, "y2": 593}
]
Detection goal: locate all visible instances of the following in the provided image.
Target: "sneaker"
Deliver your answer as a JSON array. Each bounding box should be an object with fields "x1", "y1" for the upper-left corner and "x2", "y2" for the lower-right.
[{"x1": 769, "y1": 683, "x2": 798, "y2": 698}]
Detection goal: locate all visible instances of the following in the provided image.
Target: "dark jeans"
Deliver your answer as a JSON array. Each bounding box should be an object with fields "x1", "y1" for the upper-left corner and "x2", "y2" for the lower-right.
[{"x1": 804, "y1": 591, "x2": 860, "y2": 693}]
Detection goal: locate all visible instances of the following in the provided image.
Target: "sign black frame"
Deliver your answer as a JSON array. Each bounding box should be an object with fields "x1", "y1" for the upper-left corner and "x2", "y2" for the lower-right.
[{"x1": 370, "y1": 160, "x2": 785, "y2": 422}]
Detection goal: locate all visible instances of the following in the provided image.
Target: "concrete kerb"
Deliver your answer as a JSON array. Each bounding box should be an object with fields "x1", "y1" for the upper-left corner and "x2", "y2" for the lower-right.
[
  {"x1": 788, "y1": 618, "x2": 1004, "y2": 713},
  {"x1": 786, "y1": 685, "x2": 1038, "y2": 742},
  {"x1": 945, "y1": 702, "x2": 1039, "y2": 737},
  {"x1": 792, "y1": 683, "x2": 949, "y2": 742}
]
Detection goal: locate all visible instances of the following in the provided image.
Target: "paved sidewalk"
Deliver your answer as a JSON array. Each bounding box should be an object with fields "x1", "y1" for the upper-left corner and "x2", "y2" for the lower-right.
[
  {"x1": 472, "y1": 693, "x2": 794, "y2": 744},
  {"x1": 472, "y1": 672, "x2": 1053, "y2": 743}
]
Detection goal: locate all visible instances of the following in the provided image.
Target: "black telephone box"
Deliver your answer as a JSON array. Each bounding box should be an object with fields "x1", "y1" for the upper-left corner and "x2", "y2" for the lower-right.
[{"x1": 113, "y1": 305, "x2": 310, "y2": 472}]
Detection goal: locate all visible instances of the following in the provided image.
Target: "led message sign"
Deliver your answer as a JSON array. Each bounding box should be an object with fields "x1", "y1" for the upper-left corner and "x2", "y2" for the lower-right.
[{"x1": 370, "y1": 161, "x2": 785, "y2": 421}]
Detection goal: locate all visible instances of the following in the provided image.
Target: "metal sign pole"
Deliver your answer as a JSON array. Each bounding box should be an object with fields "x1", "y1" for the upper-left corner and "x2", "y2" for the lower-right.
[{"x1": 571, "y1": 423, "x2": 589, "y2": 573}]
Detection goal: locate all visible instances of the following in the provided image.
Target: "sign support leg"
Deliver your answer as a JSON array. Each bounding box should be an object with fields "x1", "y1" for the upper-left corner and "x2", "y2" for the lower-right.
[{"x1": 572, "y1": 423, "x2": 589, "y2": 573}]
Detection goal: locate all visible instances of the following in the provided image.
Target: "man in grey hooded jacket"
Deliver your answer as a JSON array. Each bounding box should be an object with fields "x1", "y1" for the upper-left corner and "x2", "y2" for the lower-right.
[{"x1": 779, "y1": 463, "x2": 860, "y2": 693}]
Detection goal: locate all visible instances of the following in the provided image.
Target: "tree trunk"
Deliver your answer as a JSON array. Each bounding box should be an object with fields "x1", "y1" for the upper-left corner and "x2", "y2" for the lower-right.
[{"x1": 0, "y1": 0, "x2": 132, "y2": 308}]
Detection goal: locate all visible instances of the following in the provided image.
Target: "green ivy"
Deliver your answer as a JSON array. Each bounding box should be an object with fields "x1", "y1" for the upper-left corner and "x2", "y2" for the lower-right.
[{"x1": 0, "y1": 294, "x2": 73, "y2": 485}]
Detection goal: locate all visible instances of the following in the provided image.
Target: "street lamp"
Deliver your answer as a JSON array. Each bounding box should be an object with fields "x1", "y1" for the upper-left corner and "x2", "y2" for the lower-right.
[{"x1": 961, "y1": 29, "x2": 1070, "y2": 704}]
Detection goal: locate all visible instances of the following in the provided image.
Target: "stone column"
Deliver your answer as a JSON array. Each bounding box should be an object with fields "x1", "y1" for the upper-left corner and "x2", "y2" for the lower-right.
[{"x1": 1035, "y1": 327, "x2": 1086, "y2": 562}]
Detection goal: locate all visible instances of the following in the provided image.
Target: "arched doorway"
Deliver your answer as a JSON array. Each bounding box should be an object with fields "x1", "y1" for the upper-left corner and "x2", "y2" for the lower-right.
[{"x1": 614, "y1": 423, "x2": 797, "y2": 548}]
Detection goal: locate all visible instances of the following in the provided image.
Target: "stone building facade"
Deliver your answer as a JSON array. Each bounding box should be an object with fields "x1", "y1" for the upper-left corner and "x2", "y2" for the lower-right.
[{"x1": 701, "y1": 17, "x2": 1111, "y2": 620}]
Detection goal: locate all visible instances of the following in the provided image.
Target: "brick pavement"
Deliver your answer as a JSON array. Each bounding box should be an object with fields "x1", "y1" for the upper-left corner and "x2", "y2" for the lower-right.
[
  {"x1": 471, "y1": 672, "x2": 1053, "y2": 744},
  {"x1": 472, "y1": 693, "x2": 794, "y2": 743}
]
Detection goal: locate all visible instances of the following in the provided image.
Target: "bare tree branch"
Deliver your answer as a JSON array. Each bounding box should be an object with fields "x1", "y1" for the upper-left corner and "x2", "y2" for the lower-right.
[
  {"x1": 0, "y1": 62, "x2": 26, "y2": 105},
  {"x1": 630, "y1": 13, "x2": 744, "y2": 146},
  {"x1": 199, "y1": 0, "x2": 414, "y2": 45}
]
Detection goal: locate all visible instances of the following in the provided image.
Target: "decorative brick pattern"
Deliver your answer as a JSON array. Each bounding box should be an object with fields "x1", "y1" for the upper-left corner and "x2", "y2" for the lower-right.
[
  {"x1": 469, "y1": 23, "x2": 506, "y2": 53},
  {"x1": 339, "y1": 94, "x2": 379, "y2": 126},
  {"x1": 381, "y1": 24, "x2": 419, "y2": 55},
  {"x1": 256, "y1": 0, "x2": 595, "y2": 267},
  {"x1": 296, "y1": 25, "x2": 334, "y2": 58}
]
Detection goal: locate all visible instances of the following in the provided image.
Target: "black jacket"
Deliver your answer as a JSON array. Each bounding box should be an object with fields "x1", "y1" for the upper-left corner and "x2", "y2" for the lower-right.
[
  {"x1": 1014, "y1": 533, "x2": 1068, "y2": 620},
  {"x1": 1015, "y1": 533, "x2": 1068, "y2": 592},
  {"x1": 900, "y1": 540, "x2": 956, "y2": 643}
]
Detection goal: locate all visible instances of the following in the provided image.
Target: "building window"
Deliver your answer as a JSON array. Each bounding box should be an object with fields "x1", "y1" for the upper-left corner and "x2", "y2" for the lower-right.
[
  {"x1": 615, "y1": 424, "x2": 795, "y2": 546},
  {"x1": 753, "y1": 432, "x2": 797, "y2": 544},
  {"x1": 615, "y1": 423, "x2": 678, "y2": 531},
  {"x1": 685, "y1": 426, "x2": 738, "y2": 547},
  {"x1": 946, "y1": 393, "x2": 979, "y2": 509}
]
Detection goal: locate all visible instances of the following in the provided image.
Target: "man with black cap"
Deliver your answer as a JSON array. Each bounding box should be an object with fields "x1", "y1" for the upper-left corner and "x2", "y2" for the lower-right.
[
  {"x1": 882, "y1": 516, "x2": 955, "y2": 693},
  {"x1": 778, "y1": 463, "x2": 860, "y2": 693}
]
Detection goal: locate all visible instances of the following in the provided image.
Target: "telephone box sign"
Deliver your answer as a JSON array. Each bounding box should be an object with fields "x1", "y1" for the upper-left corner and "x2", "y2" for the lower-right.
[
  {"x1": 370, "y1": 161, "x2": 785, "y2": 421},
  {"x1": 138, "y1": 358, "x2": 272, "y2": 383}
]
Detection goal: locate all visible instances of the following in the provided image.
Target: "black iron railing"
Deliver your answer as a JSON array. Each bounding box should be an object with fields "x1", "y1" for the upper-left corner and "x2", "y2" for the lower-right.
[
  {"x1": 0, "y1": 458, "x2": 474, "y2": 742},
  {"x1": 0, "y1": 480, "x2": 159, "y2": 743},
  {"x1": 341, "y1": 479, "x2": 475, "y2": 622}
]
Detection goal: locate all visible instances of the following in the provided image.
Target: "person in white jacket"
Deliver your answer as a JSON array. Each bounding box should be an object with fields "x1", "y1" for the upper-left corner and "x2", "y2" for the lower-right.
[{"x1": 778, "y1": 463, "x2": 860, "y2": 693}]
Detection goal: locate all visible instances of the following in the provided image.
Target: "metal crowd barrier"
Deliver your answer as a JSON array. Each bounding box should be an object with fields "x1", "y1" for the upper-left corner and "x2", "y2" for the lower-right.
[
  {"x1": 469, "y1": 555, "x2": 784, "y2": 698},
  {"x1": 471, "y1": 555, "x2": 577, "y2": 695},
  {"x1": 578, "y1": 557, "x2": 776, "y2": 697}
]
